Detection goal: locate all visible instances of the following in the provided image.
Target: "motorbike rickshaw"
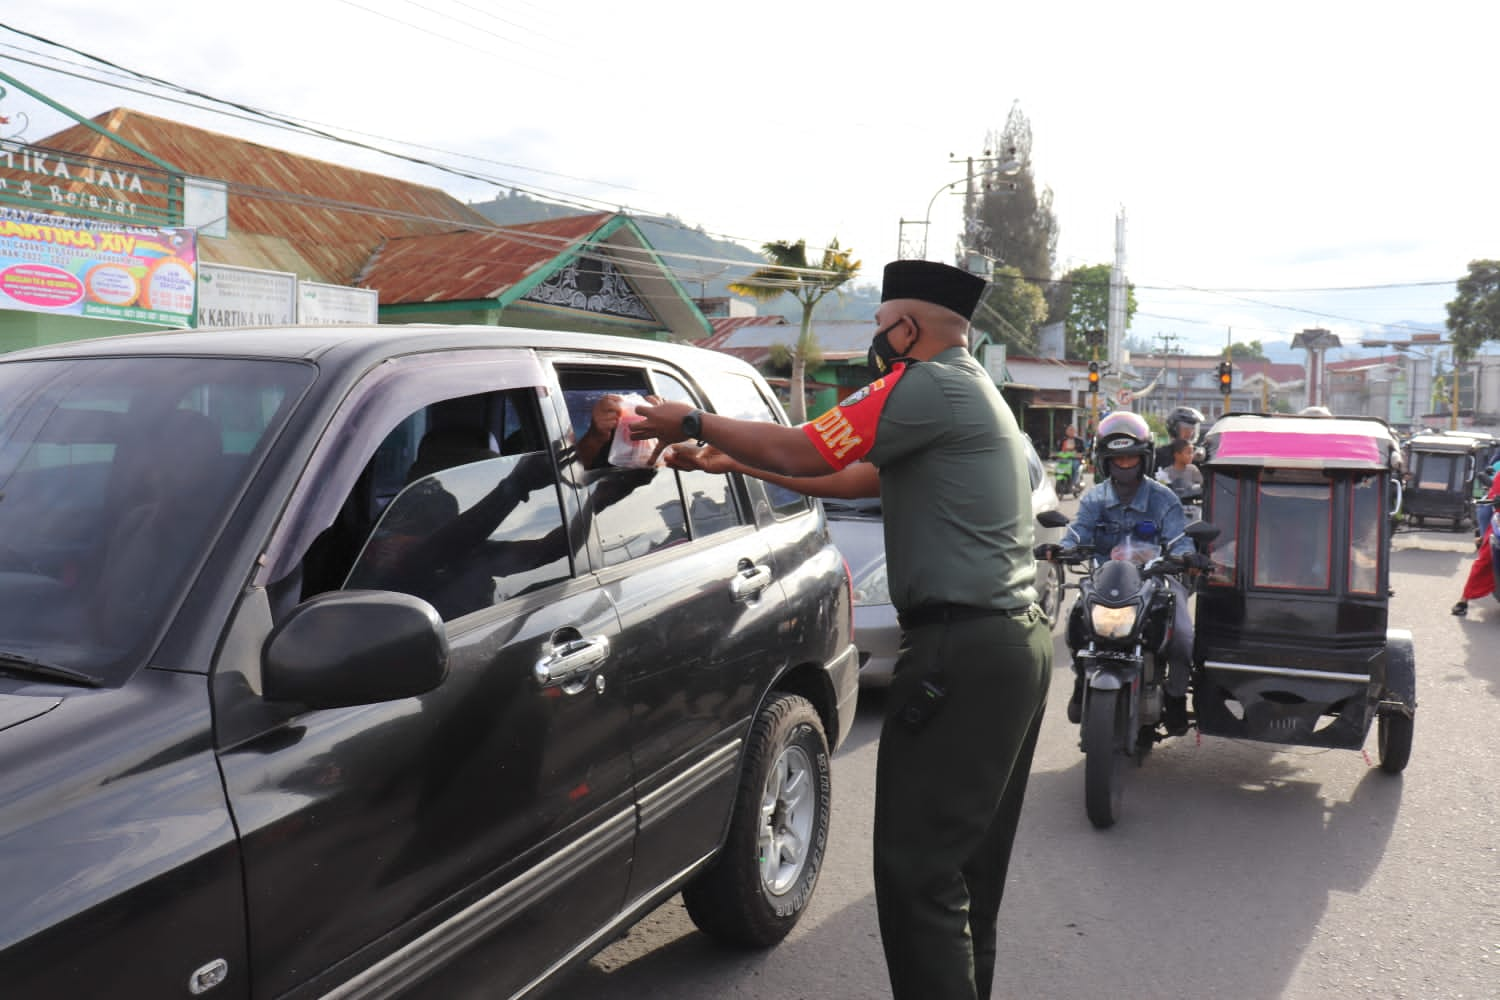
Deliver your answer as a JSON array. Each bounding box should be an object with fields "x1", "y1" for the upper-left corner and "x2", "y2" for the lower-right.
[
  {"x1": 1401, "y1": 429, "x2": 1499, "y2": 531},
  {"x1": 1192, "y1": 413, "x2": 1415, "y2": 773}
]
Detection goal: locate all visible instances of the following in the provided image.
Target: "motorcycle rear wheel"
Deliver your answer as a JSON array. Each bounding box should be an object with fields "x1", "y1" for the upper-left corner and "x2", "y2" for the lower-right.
[{"x1": 1083, "y1": 688, "x2": 1126, "y2": 829}]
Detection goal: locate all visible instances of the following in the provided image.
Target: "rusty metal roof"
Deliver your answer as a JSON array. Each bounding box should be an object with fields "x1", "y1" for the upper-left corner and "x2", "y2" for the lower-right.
[
  {"x1": 37, "y1": 108, "x2": 491, "y2": 285},
  {"x1": 360, "y1": 212, "x2": 616, "y2": 304}
]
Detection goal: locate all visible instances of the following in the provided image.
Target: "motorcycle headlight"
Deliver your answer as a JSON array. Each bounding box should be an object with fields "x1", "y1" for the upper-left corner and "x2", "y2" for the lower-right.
[{"x1": 1089, "y1": 602, "x2": 1139, "y2": 639}]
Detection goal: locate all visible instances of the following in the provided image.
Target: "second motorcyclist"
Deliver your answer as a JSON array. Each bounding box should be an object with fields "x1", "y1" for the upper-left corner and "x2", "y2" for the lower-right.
[
  {"x1": 1056, "y1": 411, "x2": 1202, "y2": 734},
  {"x1": 1154, "y1": 405, "x2": 1204, "y2": 475}
]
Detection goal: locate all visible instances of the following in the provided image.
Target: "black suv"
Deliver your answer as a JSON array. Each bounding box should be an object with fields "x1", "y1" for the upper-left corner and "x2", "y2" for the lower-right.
[{"x1": 0, "y1": 325, "x2": 858, "y2": 999}]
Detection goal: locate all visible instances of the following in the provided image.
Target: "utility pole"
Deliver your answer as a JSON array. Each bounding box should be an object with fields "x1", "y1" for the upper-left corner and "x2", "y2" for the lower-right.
[{"x1": 1155, "y1": 332, "x2": 1180, "y2": 412}]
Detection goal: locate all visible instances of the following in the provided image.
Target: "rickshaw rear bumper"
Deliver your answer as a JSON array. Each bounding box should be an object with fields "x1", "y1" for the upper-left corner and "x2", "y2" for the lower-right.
[{"x1": 1193, "y1": 631, "x2": 1415, "y2": 747}]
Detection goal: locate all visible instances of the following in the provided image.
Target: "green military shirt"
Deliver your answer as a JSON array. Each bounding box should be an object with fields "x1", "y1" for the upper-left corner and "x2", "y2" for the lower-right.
[{"x1": 864, "y1": 347, "x2": 1037, "y2": 613}]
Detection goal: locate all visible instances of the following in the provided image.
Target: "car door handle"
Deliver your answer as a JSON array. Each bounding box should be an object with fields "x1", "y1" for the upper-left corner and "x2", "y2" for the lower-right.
[
  {"x1": 730, "y1": 563, "x2": 773, "y2": 601},
  {"x1": 534, "y1": 635, "x2": 611, "y2": 686}
]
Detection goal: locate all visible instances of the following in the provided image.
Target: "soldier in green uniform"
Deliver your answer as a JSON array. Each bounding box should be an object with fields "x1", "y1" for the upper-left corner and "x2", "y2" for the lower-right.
[{"x1": 630, "y1": 260, "x2": 1053, "y2": 1000}]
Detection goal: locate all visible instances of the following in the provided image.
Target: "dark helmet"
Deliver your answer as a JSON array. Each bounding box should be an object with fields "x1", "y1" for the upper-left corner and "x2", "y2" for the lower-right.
[
  {"x1": 1094, "y1": 411, "x2": 1153, "y2": 481},
  {"x1": 1167, "y1": 406, "x2": 1206, "y2": 442}
]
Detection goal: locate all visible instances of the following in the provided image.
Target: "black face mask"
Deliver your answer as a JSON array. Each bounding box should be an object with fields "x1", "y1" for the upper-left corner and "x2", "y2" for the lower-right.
[{"x1": 867, "y1": 318, "x2": 912, "y2": 375}]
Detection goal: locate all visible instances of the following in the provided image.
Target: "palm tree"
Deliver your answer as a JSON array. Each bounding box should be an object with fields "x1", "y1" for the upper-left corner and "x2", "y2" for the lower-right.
[{"x1": 729, "y1": 239, "x2": 860, "y2": 423}]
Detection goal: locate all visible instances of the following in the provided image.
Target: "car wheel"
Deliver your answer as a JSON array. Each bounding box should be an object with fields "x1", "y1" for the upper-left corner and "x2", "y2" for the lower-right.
[
  {"x1": 682, "y1": 692, "x2": 831, "y2": 948},
  {"x1": 1036, "y1": 559, "x2": 1066, "y2": 628}
]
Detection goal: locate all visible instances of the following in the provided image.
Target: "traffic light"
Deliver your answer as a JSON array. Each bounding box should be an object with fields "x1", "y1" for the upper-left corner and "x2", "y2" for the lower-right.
[
  {"x1": 1217, "y1": 361, "x2": 1233, "y2": 393},
  {"x1": 1088, "y1": 361, "x2": 1100, "y2": 394}
]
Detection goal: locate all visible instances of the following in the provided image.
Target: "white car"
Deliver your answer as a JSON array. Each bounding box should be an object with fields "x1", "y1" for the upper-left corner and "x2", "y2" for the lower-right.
[{"x1": 828, "y1": 435, "x2": 1067, "y2": 688}]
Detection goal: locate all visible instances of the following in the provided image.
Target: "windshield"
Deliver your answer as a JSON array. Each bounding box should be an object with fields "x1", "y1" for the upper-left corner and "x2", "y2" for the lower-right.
[{"x1": 0, "y1": 356, "x2": 312, "y2": 683}]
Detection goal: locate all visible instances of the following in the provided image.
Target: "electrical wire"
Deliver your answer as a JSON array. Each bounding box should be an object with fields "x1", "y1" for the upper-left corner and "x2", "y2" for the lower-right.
[{"x1": 0, "y1": 21, "x2": 1474, "y2": 318}]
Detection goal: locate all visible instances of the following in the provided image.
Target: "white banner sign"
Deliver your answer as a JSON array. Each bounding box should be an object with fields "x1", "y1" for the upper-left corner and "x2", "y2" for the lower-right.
[
  {"x1": 197, "y1": 263, "x2": 296, "y2": 328},
  {"x1": 299, "y1": 281, "x2": 377, "y2": 325}
]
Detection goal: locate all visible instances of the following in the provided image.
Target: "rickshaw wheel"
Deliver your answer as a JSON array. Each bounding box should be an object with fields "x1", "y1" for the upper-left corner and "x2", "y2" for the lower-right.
[
  {"x1": 1377, "y1": 711, "x2": 1413, "y2": 774},
  {"x1": 1083, "y1": 689, "x2": 1125, "y2": 828}
]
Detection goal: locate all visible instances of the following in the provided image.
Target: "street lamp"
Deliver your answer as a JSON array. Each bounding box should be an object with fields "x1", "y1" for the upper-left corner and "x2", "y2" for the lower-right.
[{"x1": 898, "y1": 158, "x2": 1021, "y2": 261}]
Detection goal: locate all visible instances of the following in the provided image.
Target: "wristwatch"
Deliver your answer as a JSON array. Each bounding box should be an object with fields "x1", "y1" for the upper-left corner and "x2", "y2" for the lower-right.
[{"x1": 681, "y1": 408, "x2": 705, "y2": 443}]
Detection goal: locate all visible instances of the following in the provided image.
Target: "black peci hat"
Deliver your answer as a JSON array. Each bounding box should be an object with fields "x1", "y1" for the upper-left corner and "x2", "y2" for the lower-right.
[{"x1": 880, "y1": 260, "x2": 987, "y2": 320}]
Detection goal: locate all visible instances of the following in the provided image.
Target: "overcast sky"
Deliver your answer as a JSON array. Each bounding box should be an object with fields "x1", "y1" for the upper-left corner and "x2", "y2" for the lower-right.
[{"x1": 5, "y1": 1, "x2": 1498, "y2": 356}]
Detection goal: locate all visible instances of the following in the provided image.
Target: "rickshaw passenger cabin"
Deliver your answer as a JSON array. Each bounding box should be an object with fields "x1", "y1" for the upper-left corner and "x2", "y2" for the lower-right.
[
  {"x1": 1195, "y1": 413, "x2": 1412, "y2": 748},
  {"x1": 1402, "y1": 430, "x2": 1498, "y2": 530}
]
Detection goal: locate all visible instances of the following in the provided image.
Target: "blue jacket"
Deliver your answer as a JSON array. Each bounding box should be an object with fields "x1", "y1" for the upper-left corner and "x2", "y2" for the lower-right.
[{"x1": 1066, "y1": 476, "x2": 1193, "y2": 560}]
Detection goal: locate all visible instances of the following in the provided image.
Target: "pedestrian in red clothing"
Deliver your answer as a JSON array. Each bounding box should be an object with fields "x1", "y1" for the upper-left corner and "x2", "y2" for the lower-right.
[{"x1": 1452, "y1": 476, "x2": 1500, "y2": 616}]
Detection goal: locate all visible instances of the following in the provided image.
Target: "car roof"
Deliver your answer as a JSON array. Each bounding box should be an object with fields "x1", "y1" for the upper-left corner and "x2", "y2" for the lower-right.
[{"x1": 0, "y1": 323, "x2": 757, "y2": 378}]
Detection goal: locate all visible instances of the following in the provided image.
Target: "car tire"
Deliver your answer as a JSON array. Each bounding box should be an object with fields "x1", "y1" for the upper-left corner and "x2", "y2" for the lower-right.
[{"x1": 682, "y1": 692, "x2": 831, "y2": 948}]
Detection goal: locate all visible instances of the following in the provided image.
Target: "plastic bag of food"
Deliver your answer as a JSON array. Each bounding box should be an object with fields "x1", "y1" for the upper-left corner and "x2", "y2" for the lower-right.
[{"x1": 606, "y1": 393, "x2": 660, "y2": 469}]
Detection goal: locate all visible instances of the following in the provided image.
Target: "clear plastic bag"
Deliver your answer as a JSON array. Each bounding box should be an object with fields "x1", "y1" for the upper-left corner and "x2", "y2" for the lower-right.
[{"x1": 605, "y1": 393, "x2": 660, "y2": 469}]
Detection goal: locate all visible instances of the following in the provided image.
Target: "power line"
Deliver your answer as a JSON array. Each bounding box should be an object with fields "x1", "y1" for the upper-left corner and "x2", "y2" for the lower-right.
[{"x1": 0, "y1": 22, "x2": 1473, "y2": 322}]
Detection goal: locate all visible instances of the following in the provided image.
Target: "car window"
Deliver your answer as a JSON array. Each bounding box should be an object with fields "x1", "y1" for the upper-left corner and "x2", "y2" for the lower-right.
[
  {"x1": 290, "y1": 384, "x2": 569, "y2": 622},
  {"x1": 692, "y1": 368, "x2": 810, "y2": 516},
  {"x1": 1021, "y1": 437, "x2": 1045, "y2": 491},
  {"x1": 0, "y1": 357, "x2": 310, "y2": 682},
  {"x1": 650, "y1": 370, "x2": 742, "y2": 539},
  {"x1": 345, "y1": 451, "x2": 570, "y2": 621},
  {"x1": 555, "y1": 365, "x2": 689, "y2": 567}
]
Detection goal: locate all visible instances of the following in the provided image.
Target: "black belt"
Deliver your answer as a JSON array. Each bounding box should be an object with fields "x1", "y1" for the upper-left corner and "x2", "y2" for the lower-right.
[{"x1": 897, "y1": 603, "x2": 1034, "y2": 631}]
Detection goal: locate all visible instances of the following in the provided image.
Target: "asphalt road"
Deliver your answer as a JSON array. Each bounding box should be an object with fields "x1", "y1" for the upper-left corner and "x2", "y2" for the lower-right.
[{"x1": 552, "y1": 522, "x2": 1498, "y2": 1000}]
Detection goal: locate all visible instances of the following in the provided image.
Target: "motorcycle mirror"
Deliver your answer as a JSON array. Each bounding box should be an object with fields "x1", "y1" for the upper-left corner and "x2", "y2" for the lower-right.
[
  {"x1": 1037, "y1": 510, "x2": 1070, "y2": 529},
  {"x1": 1184, "y1": 521, "x2": 1220, "y2": 544}
]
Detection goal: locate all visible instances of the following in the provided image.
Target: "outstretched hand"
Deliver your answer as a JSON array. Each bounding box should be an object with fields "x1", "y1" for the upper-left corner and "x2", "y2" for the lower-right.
[
  {"x1": 665, "y1": 443, "x2": 735, "y2": 475},
  {"x1": 631, "y1": 400, "x2": 694, "y2": 466}
]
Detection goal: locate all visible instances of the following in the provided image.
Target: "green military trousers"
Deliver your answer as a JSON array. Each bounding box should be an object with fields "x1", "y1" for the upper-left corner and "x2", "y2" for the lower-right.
[{"x1": 873, "y1": 606, "x2": 1052, "y2": 1000}]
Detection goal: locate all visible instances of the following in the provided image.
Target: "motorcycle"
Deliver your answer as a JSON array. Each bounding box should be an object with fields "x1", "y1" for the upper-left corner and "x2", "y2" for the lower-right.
[
  {"x1": 1052, "y1": 450, "x2": 1084, "y2": 499},
  {"x1": 1037, "y1": 511, "x2": 1219, "y2": 829}
]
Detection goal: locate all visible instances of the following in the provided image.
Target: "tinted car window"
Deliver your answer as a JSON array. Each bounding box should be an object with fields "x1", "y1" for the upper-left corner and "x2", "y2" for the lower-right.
[
  {"x1": 346, "y1": 451, "x2": 570, "y2": 620},
  {"x1": 651, "y1": 370, "x2": 741, "y2": 539},
  {"x1": 0, "y1": 357, "x2": 310, "y2": 681},
  {"x1": 692, "y1": 368, "x2": 809, "y2": 516},
  {"x1": 556, "y1": 365, "x2": 689, "y2": 566}
]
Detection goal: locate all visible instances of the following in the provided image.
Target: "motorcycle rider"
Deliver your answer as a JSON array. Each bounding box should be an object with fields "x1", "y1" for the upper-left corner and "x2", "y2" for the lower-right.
[
  {"x1": 1154, "y1": 405, "x2": 1205, "y2": 474},
  {"x1": 1054, "y1": 411, "x2": 1202, "y2": 735}
]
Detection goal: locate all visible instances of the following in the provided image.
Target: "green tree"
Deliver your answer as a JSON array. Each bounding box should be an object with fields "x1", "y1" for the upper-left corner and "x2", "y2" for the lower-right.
[
  {"x1": 961, "y1": 102, "x2": 1058, "y2": 284},
  {"x1": 1050, "y1": 263, "x2": 1137, "y2": 359},
  {"x1": 975, "y1": 265, "x2": 1048, "y2": 351},
  {"x1": 729, "y1": 239, "x2": 860, "y2": 422},
  {"x1": 1229, "y1": 341, "x2": 1267, "y2": 360},
  {"x1": 1446, "y1": 259, "x2": 1500, "y2": 360}
]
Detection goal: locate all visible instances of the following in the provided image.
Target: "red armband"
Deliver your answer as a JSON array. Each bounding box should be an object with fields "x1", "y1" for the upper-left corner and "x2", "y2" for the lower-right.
[{"x1": 800, "y1": 363, "x2": 909, "y2": 471}]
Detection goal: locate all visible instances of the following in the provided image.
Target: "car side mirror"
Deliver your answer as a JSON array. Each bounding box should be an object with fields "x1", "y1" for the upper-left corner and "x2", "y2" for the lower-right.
[
  {"x1": 1037, "y1": 509, "x2": 1070, "y2": 529},
  {"x1": 264, "y1": 590, "x2": 449, "y2": 709}
]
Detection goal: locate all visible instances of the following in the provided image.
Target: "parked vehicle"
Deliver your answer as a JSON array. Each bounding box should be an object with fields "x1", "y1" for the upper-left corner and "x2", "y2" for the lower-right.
[
  {"x1": 1038, "y1": 512, "x2": 1218, "y2": 828},
  {"x1": 0, "y1": 325, "x2": 859, "y2": 1000},
  {"x1": 1401, "y1": 429, "x2": 1498, "y2": 530},
  {"x1": 827, "y1": 435, "x2": 1065, "y2": 688},
  {"x1": 1194, "y1": 413, "x2": 1415, "y2": 774}
]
